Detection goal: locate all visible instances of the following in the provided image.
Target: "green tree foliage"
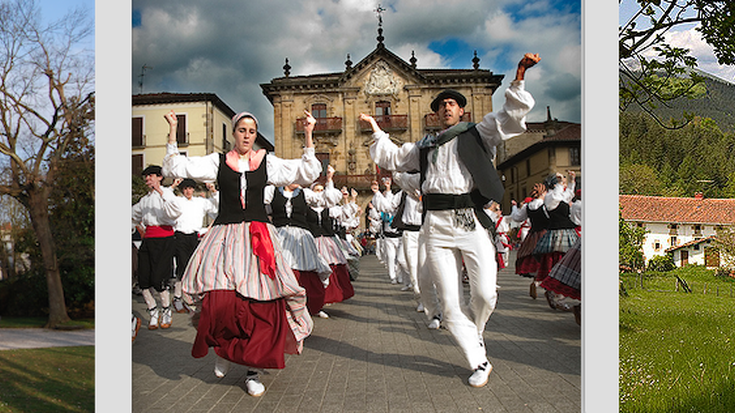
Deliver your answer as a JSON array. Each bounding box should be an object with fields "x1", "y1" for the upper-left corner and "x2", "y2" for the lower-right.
[
  {"x1": 620, "y1": 210, "x2": 648, "y2": 271},
  {"x1": 619, "y1": 111, "x2": 735, "y2": 198},
  {"x1": 647, "y1": 254, "x2": 676, "y2": 272},
  {"x1": 619, "y1": 162, "x2": 665, "y2": 195},
  {"x1": 619, "y1": 0, "x2": 735, "y2": 128}
]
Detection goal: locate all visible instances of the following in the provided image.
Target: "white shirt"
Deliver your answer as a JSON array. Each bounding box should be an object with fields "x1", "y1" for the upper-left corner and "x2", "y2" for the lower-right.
[
  {"x1": 132, "y1": 187, "x2": 182, "y2": 229},
  {"x1": 162, "y1": 143, "x2": 322, "y2": 199},
  {"x1": 263, "y1": 182, "x2": 342, "y2": 217},
  {"x1": 370, "y1": 80, "x2": 534, "y2": 196},
  {"x1": 571, "y1": 199, "x2": 582, "y2": 227},
  {"x1": 174, "y1": 195, "x2": 218, "y2": 235}
]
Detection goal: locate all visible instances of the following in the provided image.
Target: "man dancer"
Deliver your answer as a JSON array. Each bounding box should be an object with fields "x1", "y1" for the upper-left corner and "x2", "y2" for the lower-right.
[
  {"x1": 365, "y1": 53, "x2": 539, "y2": 387},
  {"x1": 132, "y1": 165, "x2": 182, "y2": 330},
  {"x1": 171, "y1": 178, "x2": 218, "y2": 313}
]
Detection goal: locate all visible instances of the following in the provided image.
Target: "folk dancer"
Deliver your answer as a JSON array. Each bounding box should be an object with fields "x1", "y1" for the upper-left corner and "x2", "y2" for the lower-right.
[
  {"x1": 532, "y1": 171, "x2": 579, "y2": 311},
  {"x1": 510, "y1": 183, "x2": 550, "y2": 299},
  {"x1": 162, "y1": 110, "x2": 320, "y2": 397},
  {"x1": 132, "y1": 165, "x2": 182, "y2": 330},
  {"x1": 170, "y1": 178, "x2": 218, "y2": 313},
  {"x1": 366, "y1": 53, "x2": 540, "y2": 387},
  {"x1": 264, "y1": 164, "x2": 340, "y2": 319}
]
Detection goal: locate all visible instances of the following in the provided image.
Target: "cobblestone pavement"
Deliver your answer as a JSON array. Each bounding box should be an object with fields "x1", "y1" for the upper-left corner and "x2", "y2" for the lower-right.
[{"x1": 132, "y1": 252, "x2": 580, "y2": 412}]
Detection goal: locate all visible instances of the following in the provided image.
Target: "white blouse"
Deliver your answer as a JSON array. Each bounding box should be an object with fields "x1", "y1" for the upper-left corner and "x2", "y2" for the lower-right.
[{"x1": 370, "y1": 80, "x2": 534, "y2": 197}]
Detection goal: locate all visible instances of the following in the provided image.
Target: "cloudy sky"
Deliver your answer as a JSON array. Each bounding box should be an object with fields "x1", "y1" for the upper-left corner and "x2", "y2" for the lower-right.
[
  {"x1": 131, "y1": 0, "x2": 582, "y2": 141},
  {"x1": 619, "y1": 0, "x2": 735, "y2": 81}
]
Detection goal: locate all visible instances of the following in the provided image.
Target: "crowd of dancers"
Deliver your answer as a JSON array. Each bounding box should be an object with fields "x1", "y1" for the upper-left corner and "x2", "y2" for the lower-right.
[{"x1": 131, "y1": 52, "x2": 581, "y2": 397}]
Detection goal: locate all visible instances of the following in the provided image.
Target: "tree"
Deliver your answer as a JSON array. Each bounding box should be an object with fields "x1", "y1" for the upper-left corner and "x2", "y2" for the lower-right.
[
  {"x1": 0, "y1": 0, "x2": 94, "y2": 327},
  {"x1": 713, "y1": 226, "x2": 735, "y2": 272},
  {"x1": 619, "y1": 0, "x2": 735, "y2": 128},
  {"x1": 619, "y1": 209, "x2": 647, "y2": 271}
]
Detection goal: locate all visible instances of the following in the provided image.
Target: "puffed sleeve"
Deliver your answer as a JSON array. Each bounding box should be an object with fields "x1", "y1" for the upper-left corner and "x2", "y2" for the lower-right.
[
  {"x1": 266, "y1": 147, "x2": 322, "y2": 187},
  {"x1": 303, "y1": 181, "x2": 342, "y2": 208},
  {"x1": 369, "y1": 130, "x2": 420, "y2": 172},
  {"x1": 510, "y1": 204, "x2": 528, "y2": 222},
  {"x1": 475, "y1": 80, "x2": 535, "y2": 154},
  {"x1": 162, "y1": 142, "x2": 220, "y2": 182}
]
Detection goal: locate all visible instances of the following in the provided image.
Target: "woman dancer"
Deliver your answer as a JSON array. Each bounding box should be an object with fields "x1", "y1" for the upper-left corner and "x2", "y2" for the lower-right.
[
  {"x1": 510, "y1": 183, "x2": 549, "y2": 298},
  {"x1": 308, "y1": 183, "x2": 355, "y2": 305},
  {"x1": 162, "y1": 110, "x2": 320, "y2": 397},
  {"x1": 532, "y1": 172, "x2": 579, "y2": 310},
  {"x1": 264, "y1": 165, "x2": 341, "y2": 319}
]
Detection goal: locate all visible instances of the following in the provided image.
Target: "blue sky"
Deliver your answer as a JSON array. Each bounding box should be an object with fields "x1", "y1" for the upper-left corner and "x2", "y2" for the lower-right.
[
  {"x1": 131, "y1": 0, "x2": 582, "y2": 140},
  {"x1": 619, "y1": 0, "x2": 735, "y2": 81}
]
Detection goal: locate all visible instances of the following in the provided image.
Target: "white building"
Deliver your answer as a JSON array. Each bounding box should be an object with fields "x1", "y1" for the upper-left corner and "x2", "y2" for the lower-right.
[{"x1": 619, "y1": 194, "x2": 735, "y2": 267}]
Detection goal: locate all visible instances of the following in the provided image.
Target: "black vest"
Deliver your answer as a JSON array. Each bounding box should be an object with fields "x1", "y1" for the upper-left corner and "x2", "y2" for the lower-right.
[
  {"x1": 390, "y1": 192, "x2": 421, "y2": 232},
  {"x1": 420, "y1": 126, "x2": 504, "y2": 230},
  {"x1": 213, "y1": 153, "x2": 269, "y2": 225},
  {"x1": 271, "y1": 188, "x2": 309, "y2": 229},
  {"x1": 546, "y1": 202, "x2": 576, "y2": 230},
  {"x1": 527, "y1": 205, "x2": 550, "y2": 234}
]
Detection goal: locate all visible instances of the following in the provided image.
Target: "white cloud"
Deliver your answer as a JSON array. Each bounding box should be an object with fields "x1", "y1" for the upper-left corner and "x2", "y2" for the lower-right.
[{"x1": 132, "y1": 0, "x2": 582, "y2": 137}]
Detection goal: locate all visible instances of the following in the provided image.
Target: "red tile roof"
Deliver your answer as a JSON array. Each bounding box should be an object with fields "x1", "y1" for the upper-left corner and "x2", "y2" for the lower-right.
[
  {"x1": 665, "y1": 236, "x2": 717, "y2": 253},
  {"x1": 619, "y1": 195, "x2": 735, "y2": 225}
]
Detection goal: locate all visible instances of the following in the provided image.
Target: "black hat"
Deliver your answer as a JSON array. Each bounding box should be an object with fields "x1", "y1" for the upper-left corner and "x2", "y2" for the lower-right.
[
  {"x1": 141, "y1": 165, "x2": 163, "y2": 177},
  {"x1": 180, "y1": 178, "x2": 196, "y2": 189},
  {"x1": 430, "y1": 89, "x2": 467, "y2": 112}
]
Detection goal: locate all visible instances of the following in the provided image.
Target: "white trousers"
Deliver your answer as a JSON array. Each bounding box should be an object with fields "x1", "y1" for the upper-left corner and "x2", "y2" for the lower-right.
[
  {"x1": 417, "y1": 237, "x2": 441, "y2": 320},
  {"x1": 383, "y1": 236, "x2": 402, "y2": 282},
  {"x1": 420, "y1": 210, "x2": 497, "y2": 370},
  {"x1": 402, "y1": 230, "x2": 420, "y2": 293}
]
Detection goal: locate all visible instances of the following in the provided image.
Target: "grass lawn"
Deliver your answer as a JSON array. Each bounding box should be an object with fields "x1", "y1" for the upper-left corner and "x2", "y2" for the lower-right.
[
  {"x1": 0, "y1": 346, "x2": 94, "y2": 413},
  {"x1": 0, "y1": 317, "x2": 94, "y2": 329},
  {"x1": 620, "y1": 267, "x2": 735, "y2": 412}
]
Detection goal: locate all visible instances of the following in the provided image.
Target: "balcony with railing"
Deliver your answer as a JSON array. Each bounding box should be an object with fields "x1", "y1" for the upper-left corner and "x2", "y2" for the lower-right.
[
  {"x1": 295, "y1": 117, "x2": 343, "y2": 134},
  {"x1": 358, "y1": 114, "x2": 408, "y2": 132},
  {"x1": 332, "y1": 174, "x2": 380, "y2": 190},
  {"x1": 424, "y1": 112, "x2": 472, "y2": 130}
]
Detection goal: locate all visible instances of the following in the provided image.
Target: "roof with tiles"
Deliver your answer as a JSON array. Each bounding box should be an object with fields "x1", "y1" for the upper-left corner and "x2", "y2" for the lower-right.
[
  {"x1": 619, "y1": 194, "x2": 735, "y2": 225},
  {"x1": 665, "y1": 236, "x2": 717, "y2": 252}
]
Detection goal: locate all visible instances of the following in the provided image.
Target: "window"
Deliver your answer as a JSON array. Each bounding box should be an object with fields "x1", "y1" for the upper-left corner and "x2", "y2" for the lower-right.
[
  {"x1": 654, "y1": 241, "x2": 661, "y2": 251},
  {"x1": 311, "y1": 103, "x2": 327, "y2": 119},
  {"x1": 132, "y1": 117, "x2": 144, "y2": 147},
  {"x1": 525, "y1": 159, "x2": 531, "y2": 177},
  {"x1": 132, "y1": 154, "x2": 144, "y2": 176},
  {"x1": 694, "y1": 244, "x2": 700, "y2": 251},
  {"x1": 222, "y1": 123, "x2": 230, "y2": 151},
  {"x1": 316, "y1": 152, "x2": 330, "y2": 175},
  {"x1": 569, "y1": 147, "x2": 580, "y2": 166},
  {"x1": 312, "y1": 104, "x2": 327, "y2": 130},
  {"x1": 176, "y1": 114, "x2": 187, "y2": 145},
  {"x1": 670, "y1": 236, "x2": 678, "y2": 247},
  {"x1": 375, "y1": 101, "x2": 391, "y2": 116},
  {"x1": 510, "y1": 167, "x2": 516, "y2": 183}
]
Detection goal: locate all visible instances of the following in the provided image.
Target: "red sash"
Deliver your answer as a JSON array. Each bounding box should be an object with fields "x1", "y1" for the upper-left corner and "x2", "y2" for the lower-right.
[
  {"x1": 250, "y1": 221, "x2": 276, "y2": 279},
  {"x1": 144, "y1": 225, "x2": 174, "y2": 238}
]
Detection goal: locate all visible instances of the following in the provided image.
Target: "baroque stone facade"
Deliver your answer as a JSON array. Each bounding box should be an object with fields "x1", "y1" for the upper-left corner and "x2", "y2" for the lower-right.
[{"x1": 261, "y1": 41, "x2": 504, "y2": 197}]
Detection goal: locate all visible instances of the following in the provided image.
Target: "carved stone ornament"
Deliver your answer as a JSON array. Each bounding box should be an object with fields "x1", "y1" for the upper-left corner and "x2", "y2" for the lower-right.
[{"x1": 364, "y1": 61, "x2": 402, "y2": 97}]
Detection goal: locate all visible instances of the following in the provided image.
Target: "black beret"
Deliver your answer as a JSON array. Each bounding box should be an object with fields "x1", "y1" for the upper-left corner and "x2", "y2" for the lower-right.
[
  {"x1": 141, "y1": 165, "x2": 163, "y2": 177},
  {"x1": 430, "y1": 89, "x2": 467, "y2": 112}
]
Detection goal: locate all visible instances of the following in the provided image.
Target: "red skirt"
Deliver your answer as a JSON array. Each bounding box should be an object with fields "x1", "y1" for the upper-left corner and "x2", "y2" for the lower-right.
[
  {"x1": 192, "y1": 290, "x2": 291, "y2": 369},
  {"x1": 324, "y1": 264, "x2": 354, "y2": 304},
  {"x1": 293, "y1": 270, "x2": 326, "y2": 315},
  {"x1": 535, "y1": 252, "x2": 565, "y2": 282}
]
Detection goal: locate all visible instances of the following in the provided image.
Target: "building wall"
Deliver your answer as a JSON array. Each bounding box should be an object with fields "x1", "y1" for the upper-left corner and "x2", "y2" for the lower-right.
[
  {"x1": 634, "y1": 221, "x2": 718, "y2": 263},
  {"x1": 132, "y1": 101, "x2": 240, "y2": 177}
]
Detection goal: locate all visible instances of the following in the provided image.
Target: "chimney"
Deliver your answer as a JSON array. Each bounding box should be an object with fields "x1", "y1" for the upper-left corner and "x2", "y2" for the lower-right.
[{"x1": 694, "y1": 192, "x2": 704, "y2": 200}]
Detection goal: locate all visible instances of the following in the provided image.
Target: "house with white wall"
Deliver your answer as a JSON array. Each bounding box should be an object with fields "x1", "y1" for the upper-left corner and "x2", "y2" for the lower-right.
[{"x1": 619, "y1": 194, "x2": 735, "y2": 267}]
